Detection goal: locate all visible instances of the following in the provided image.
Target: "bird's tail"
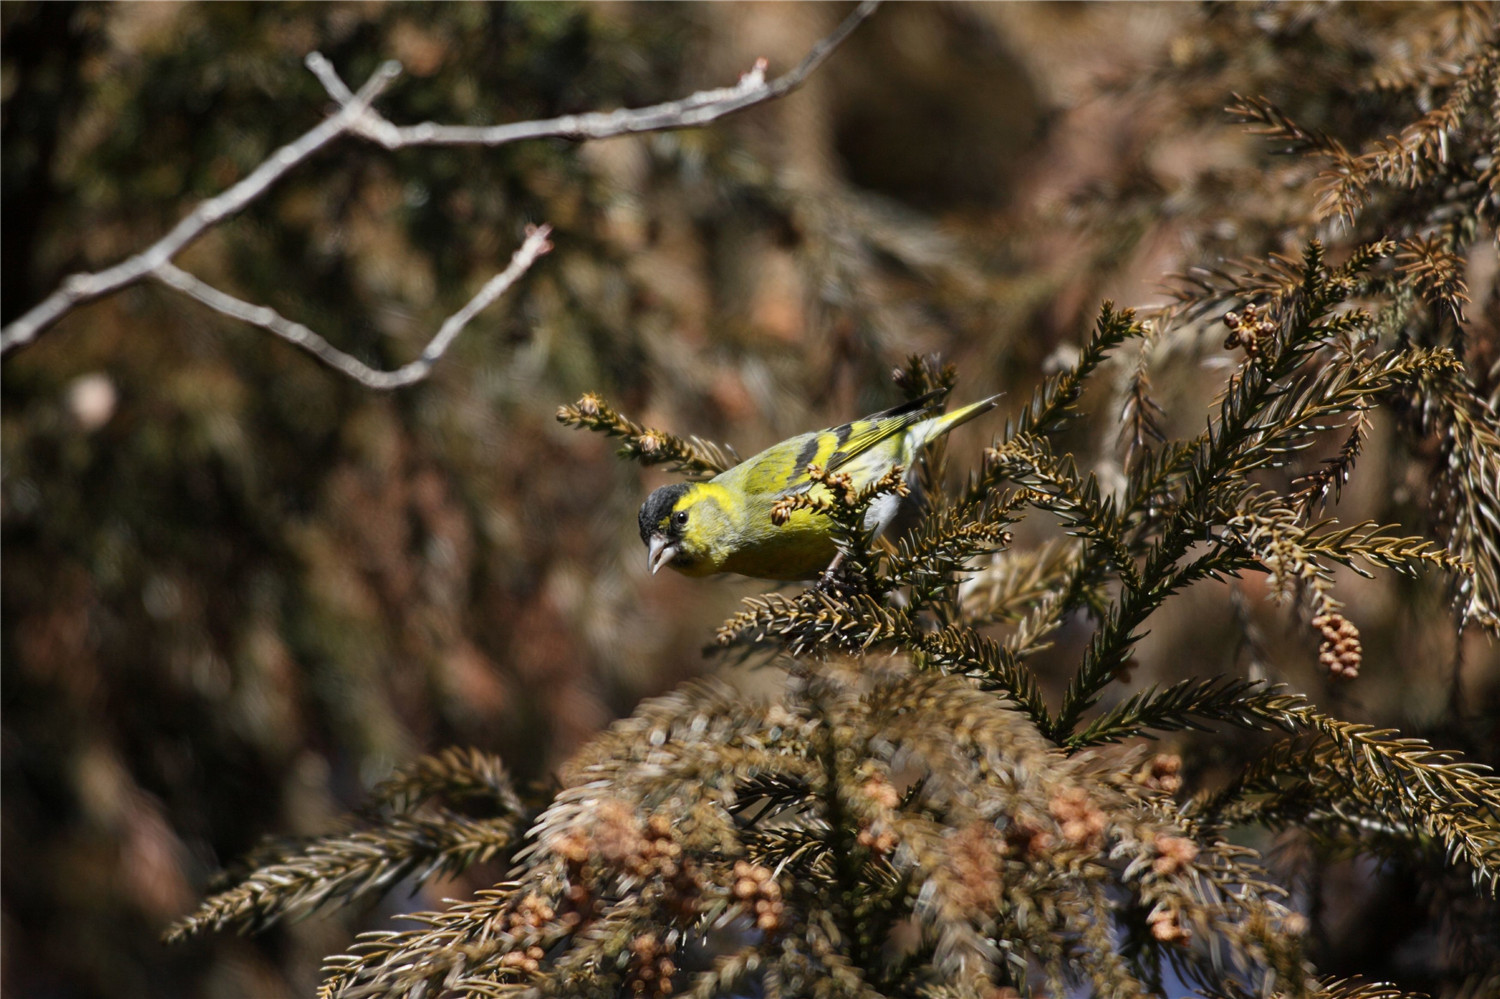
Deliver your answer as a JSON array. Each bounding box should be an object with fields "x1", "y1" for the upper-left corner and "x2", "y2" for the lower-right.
[{"x1": 918, "y1": 392, "x2": 1003, "y2": 445}]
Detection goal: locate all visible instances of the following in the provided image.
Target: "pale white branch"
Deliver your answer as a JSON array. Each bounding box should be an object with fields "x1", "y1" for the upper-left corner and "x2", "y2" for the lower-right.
[
  {"x1": 304, "y1": 50, "x2": 358, "y2": 105},
  {"x1": 1, "y1": 61, "x2": 401, "y2": 355},
  {"x1": 1, "y1": 0, "x2": 878, "y2": 386},
  {"x1": 152, "y1": 225, "x2": 553, "y2": 390},
  {"x1": 305, "y1": 0, "x2": 878, "y2": 149}
]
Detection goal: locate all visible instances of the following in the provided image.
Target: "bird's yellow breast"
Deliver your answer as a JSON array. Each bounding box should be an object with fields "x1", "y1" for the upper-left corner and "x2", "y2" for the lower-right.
[
  {"x1": 714, "y1": 503, "x2": 840, "y2": 580},
  {"x1": 670, "y1": 477, "x2": 838, "y2": 579}
]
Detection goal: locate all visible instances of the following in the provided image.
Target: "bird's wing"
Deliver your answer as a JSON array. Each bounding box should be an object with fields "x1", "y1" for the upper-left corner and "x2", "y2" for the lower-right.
[
  {"x1": 770, "y1": 390, "x2": 944, "y2": 497},
  {"x1": 824, "y1": 390, "x2": 944, "y2": 473}
]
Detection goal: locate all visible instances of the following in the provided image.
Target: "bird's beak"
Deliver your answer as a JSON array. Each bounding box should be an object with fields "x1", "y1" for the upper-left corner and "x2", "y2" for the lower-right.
[{"x1": 647, "y1": 534, "x2": 679, "y2": 575}]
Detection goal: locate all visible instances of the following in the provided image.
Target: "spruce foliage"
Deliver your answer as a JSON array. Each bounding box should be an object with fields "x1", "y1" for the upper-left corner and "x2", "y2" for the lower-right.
[{"x1": 166, "y1": 5, "x2": 1500, "y2": 997}]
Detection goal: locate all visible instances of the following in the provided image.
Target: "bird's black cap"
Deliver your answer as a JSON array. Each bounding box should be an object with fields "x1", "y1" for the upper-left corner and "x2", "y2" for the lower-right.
[{"x1": 639, "y1": 482, "x2": 691, "y2": 544}]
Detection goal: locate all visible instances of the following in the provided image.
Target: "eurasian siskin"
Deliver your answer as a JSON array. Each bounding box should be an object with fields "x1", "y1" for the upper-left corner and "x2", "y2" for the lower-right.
[{"x1": 638, "y1": 391, "x2": 1000, "y2": 580}]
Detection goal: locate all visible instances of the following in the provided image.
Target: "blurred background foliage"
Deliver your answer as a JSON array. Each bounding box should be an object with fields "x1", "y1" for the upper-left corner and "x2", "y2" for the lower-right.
[{"x1": 1, "y1": 2, "x2": 1496, "y2": 997}]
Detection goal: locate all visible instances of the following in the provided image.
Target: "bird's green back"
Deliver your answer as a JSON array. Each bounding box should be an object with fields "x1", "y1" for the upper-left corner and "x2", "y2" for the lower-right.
[
  {"x1": 654, "y1": 391, "x2": 1000, "y2": 580},
  {"x1": 716, "y1": 390, "x2": 947, "y2": 499}
]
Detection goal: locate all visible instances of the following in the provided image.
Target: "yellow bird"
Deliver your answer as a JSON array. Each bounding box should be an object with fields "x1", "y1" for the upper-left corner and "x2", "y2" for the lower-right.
[{"x1": 639, "y1": 391, "x2": 1001, "y2": 580}]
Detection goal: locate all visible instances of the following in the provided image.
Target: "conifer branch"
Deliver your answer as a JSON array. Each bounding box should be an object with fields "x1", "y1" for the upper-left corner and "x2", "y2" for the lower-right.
[
  {"x1": 1291, "y1": 410, "x2": 1369, "y2": 515},
  {"x1": 166, "y1": 809, "x2": 521, "y2": 941},
  {"x1": 368, "y1": 746, "x2": 525, "y2": 816},
  {"x1": 884, "y1": 496, "x2": 1022, "y2": 606},
  {"x1": 1118, "y1": 349, "x2": 1168, "y2": 469},
  {"x1": 1188, "y1": 695, "x2": 1500, "y2": 892},
  {"x1": 1399, "y1": 360, "x2": 1500, "y2": 633},
  {"x1": 1054, "y1": 242, "x2": 1410, "y2": 739},
  {"x1": 964, "y1": 304, "x2": 1149, "y2": 505},
  {"x1": 1070, "y1": 677, "x2": 1289, "y2": 748},
  {"x1": 557, "y1": 393, "x2": 740, "y2": 478},
  {"x1": 909, "y1": 625, "x2": 1052, "y2": 730},
  {"x1": 984, "y1": 436, "x2": 1143, "y2": 591},
  {"x1": 165, "y1": 12, "x2": 1500, "y2": 992},
  {"x1": 960, "y1": 538, "x2": 1081, "y2": 627}
]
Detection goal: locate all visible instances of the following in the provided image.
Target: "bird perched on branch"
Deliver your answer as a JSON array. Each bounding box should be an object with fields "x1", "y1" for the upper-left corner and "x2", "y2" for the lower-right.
[{"x1": 639, "y1": 391, "x2": 1001, "y2": 580}]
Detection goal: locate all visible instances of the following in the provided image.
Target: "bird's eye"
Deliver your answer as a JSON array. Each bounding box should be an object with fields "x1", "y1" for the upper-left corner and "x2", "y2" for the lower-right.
[{"x1": 672, "y1": 510, "x2": 689, "y2": 528}]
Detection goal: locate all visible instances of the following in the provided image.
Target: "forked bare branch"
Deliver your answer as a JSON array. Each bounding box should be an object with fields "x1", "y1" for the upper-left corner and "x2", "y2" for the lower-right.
[
  {"x1": 304, "y1": 0, "x2": 878, "y2": 148},
  {"x1": 153, "y1": 224, "x2": 554, "y2": 389},
  {"x1": 0, "y1": 62, "x2": 400, "y2": 357},
  {"x1": 0, "y1": 0, "x2": 880, "y2": 387}
]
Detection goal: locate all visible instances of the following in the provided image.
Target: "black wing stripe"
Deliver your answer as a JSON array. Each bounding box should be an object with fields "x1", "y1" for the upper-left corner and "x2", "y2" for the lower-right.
[
  {"x1": 863, "y1": 389, "x2": 944, "y2": 423},
  {"x1": 790, "y1": 434, "x2": 822, "y2": 481}
]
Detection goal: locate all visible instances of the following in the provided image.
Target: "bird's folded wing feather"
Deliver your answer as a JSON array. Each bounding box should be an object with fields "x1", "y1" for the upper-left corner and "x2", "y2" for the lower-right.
[{"x1": 774, "y1": 390, "x2": 944, "y2": 497}]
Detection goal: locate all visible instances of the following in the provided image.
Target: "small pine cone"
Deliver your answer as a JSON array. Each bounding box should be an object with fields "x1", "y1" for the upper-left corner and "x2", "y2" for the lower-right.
[
  {"x1": 1222, "y1": 309, "x2": 1246, "y2": 351},
  {"x1": 552, "y1": 829, "x2": 590, "y2": 865},
  {"x1": 509, "y1": 893, "x2": 556, "y2": 931},
  {"x1": 731, "y1": 860, "x2": 784, "y2": 932},
  {"x1": 1222, "y1": 303, "x2": 1273, "y2": 357},
  {"x1": 576, "y1": 393, "x2": 602, "y2": 417},
  {"x1": 754, "y1": 896, "x2": 785, "y2": 932},
  {"x1": 1135, "y1": 754, "x2": 1183, "y2": 795},
  {"x1": 1004, "y1": 814, "x2": 1055, "y2": 859},
  {"x1": 1148, "y1": 906, "x2": 1192, "y2": 945},
  {"x1": 1151, "y1": 834, "x2": 1200, "y2": 876},
  {"x1": 642, "y1": 814, "x2": 684, "y2": 868},
  {"x1": 856, "y1": 824, "x2": 898, "y2": 855},
  {"x1": 637, "y1": 432, "x2": 663, "y2": 455},
  {"x1": 860, "y1": 774, "x2": 901, "y2": 810},
  {"x1": 948, "y1": 821, "x2": 1005, "y2": 913},
  {"x1": 499, "y1": 948, "x2": 542, "y2": 974},
  {"x1": 1048, "y1": 787, "x2": 1107, "y2": 851},
  {"x1": 593, "y1": 800, "x2": 647, "y2": 869},
  {"x1": 1313, "y1": 612, "x2": 1362, "y2": 678},
  {"x1": 822, "y1": 470, "x2": 854, "y2": 500},
  {"x1": 665, "y1": 868, "x2": 703, "y2": 922},
  {"x1": 628, "y1": 933, "x2": 675, "y2": 997}
]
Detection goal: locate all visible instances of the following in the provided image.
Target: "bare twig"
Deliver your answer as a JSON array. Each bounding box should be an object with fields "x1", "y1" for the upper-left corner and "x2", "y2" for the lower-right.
[
  {"x1": 0, "y1": 0, "x2": 880, "y2": 384},
  {"x1": 0, "y1": 62, "x2": 401, "y2": 355},
  {"x1": 306, "y1": 0, "x2": 879, "y2": 148},
  {"x1": 153, "y1": 224, "x2": 553, "y2": 389}
]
